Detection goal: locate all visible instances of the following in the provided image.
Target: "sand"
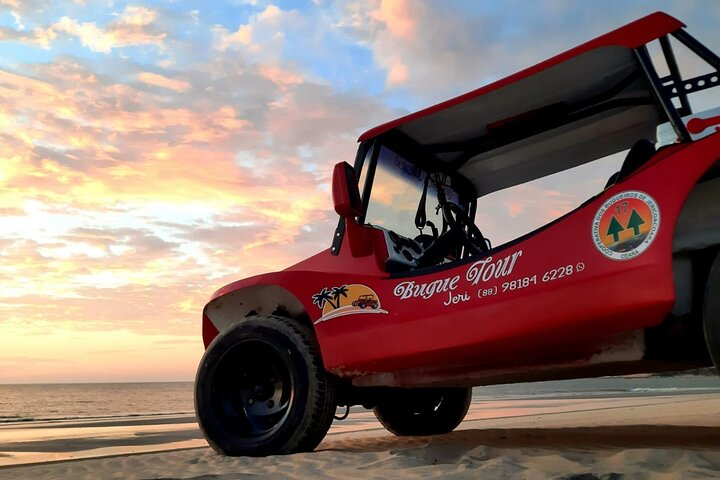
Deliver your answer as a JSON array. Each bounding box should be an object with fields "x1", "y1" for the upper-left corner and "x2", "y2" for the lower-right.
[{"x1": 1, "y1": 393, "x2": 719, "y2": 479}]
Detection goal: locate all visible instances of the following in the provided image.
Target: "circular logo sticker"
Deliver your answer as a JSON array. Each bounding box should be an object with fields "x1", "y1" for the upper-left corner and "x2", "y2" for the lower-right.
[{"x1": 592, "y1": 191, "x2": 660, "y2": 261}]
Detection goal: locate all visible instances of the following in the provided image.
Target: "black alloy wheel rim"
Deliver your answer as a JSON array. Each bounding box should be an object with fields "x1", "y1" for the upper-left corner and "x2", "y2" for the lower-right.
[{"x1": 210, "y1": 339, "x2": 295, "y2": 439}]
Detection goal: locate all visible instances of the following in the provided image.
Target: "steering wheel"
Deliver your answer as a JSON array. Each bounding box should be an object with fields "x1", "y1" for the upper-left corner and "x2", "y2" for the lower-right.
[{"x1": 441, "y1": 202, "x2": 489, "y2": 255}]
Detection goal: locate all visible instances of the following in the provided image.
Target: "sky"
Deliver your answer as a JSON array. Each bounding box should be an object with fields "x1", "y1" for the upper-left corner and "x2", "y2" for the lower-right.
[{"x1": 1, "y1": 0, "x2": 719, "y2": 383}]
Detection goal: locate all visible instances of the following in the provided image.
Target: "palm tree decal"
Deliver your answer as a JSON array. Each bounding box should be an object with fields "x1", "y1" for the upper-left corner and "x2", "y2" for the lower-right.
[
  {"x1": 312, "y1": 287, "x2": 334, "y2": 309},
  {"x1": 330, "y1": 285, "x2": 349, "y2": 307},
  {"x1": 312, "y1": 284, "x2": 387, "y2": 324}
]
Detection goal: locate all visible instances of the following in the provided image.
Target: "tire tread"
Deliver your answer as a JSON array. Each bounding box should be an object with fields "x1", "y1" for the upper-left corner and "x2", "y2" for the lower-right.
[{"x1": 195, "y1": 315, "x2": 336, "y2": 456}]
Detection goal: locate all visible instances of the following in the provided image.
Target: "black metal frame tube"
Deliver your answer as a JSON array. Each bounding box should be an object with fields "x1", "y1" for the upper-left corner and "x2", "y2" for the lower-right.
[
  {"x1": 673, "y1": 29, "x2": 720, "y2": 71},
  {"x1": 659, "y1": 35, "x2": 692, "y2": 116},
  {"x1": 635, "y1": 45, "x2": 690, "y2": 142},
  {"x1": 358, "y1": 138, "x2": 380, "y2": 224}
]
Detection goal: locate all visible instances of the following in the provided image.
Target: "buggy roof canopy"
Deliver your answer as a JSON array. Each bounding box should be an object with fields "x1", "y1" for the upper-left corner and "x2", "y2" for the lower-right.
[{"x1": 359, "y1": 12, "x2": 685, "y2": 196}]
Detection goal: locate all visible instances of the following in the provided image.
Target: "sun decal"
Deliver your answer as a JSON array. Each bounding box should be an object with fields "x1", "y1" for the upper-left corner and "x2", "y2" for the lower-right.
[
  {"x1": 592, "y1": 191, "x2": 660, "y2": 261},
  {"x1": 312, "y1": 284, "x2": 388, "y2": 324}
]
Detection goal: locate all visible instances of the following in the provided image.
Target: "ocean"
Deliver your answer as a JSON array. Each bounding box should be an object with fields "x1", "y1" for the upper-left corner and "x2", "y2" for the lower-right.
[
  {"x1": 2, "y1": 373, "x2": 720, "y2": 425},
  {"x1": 0, "y1": 382, "x2": 194, "y2": 424}
]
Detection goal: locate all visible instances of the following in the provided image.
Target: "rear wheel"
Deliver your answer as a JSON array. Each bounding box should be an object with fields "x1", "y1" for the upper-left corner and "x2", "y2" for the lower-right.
[
  {"x1": 195, "y1": 315, "x2": 336, "y2": 456},
  {"x1": 373, "y1": 387, "x2": 471, "y2": 436},
  {"x1": 704, "y1": 253, "x2": 720, "y2": 373}
]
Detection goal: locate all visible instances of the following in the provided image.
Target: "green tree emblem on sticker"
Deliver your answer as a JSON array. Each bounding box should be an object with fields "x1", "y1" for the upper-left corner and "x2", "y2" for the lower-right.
[
  {"x1": 627, "y1": 209, "x2": 645, "y2": 236},
  {"x1": 606, "y1": 216, "x2": 624, "y2": 243}
]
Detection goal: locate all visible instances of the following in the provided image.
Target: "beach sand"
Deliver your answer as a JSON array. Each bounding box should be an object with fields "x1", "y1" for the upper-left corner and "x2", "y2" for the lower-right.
[{"x1": 1, "y1": 393, "x2": 719, "y2": 479}]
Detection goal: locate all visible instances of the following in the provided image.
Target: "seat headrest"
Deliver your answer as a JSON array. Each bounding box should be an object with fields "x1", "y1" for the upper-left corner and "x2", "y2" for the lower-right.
[{"x1": 619, "y1": 139, "x2": 656, "y2": 181}]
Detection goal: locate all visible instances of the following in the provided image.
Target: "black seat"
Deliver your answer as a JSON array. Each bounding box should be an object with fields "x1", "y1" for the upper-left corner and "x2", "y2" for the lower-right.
[{"x1": 605, "y1": 139, "x2": 656, "y2": 188}]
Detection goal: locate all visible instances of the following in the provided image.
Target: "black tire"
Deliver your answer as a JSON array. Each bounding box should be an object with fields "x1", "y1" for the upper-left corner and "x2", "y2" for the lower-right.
[
  {"x1": 704, "y1": 253, "x2": 720, "y2": 374},
  {"x1": 195, "y1": 315, "x2": 336, "y2": 456},
  {"x1": 373, "y1": 387, "x2": 472, "y2": 436}
]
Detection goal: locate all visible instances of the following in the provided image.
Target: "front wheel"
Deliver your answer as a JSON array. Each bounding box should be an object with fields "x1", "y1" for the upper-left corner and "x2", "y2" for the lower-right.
[
  {"x1": 704, "y1": 253, "x2": 720, "y2": 374},
  {"x1": 195, "y1": 315, "x2": 336, "y2": 456},
  {"x1": 373, "y1": 387, "x2": 472, "y2": 436}
]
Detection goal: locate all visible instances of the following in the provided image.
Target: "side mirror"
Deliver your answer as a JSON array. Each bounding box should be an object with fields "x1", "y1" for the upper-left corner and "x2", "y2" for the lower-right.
[{"x1": 332, "y1": 162, "x2": 364, "y2": 219}]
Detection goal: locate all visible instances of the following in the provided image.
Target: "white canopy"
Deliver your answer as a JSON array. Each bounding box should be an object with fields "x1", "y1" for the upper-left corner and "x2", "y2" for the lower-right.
[{"x1": 359, "y1": 13, "x2": 684, "y2": 195}]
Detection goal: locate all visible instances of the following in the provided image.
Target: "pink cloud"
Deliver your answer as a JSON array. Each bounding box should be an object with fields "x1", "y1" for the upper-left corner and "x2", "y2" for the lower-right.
[
  {"x1": 259, "y1": 65, "x2": 304, "y2": 87},
  {"x1": 138, "y1": 71, "x2": 191, "y2": 92},
  {"x1": 371, "y1": 0, "x2": 416, "y2": 40},
  {"x1": 119, "y1": 5, "x2": 157, "y2": 27},
  {"x1": 0, "y1": 24, "x2": 56, "y2": 49},
  {"x1": 51, "y1": 5, "x2": 166, "y2": 53},
  {"x1": 212, "y1": 4, "x2": 305, "y2": 60},
  {"x1": 257, "y1": 4, "x2": 283, "y2": 22},
  {"x1": 386, "y1": 59, "x2": 408, "y2": 85},
  {"x1": 214, "y1": 23, "x2": 253, "y2": 50},
  {"x1": 343, "y1": 0, "x2": 425, "y2": 87}
]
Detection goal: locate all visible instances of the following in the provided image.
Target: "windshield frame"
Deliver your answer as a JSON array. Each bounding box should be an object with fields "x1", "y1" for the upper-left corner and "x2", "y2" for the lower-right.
[{"x1": 357, "y1": 139, "x2": 477, "y2": 236}]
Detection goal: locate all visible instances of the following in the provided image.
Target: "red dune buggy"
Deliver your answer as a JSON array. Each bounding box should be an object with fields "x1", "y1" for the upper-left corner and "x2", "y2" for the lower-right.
[{"x1": 195, "y1": 12, "x2": 720, "y2": 456}]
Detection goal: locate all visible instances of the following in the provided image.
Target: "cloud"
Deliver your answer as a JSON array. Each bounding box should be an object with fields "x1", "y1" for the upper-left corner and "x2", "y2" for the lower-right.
[
  {"x1": 214, "y1": 23, "x2": 253, "y2": 50},
  {"x1": 51, "y1": 5, "x2": 166, "y2": 53},
  {"x1": 137, "y1": 71, "x2": 191, "y2": 92},
  {"x1": 119, "y1": 5, "x2": 157, "y2": 27},
  {"x1": 0, "y1": 0, "x2": 46, "y2": 12},
  {"x1": 259, "y1": 65, "x2": 303, "y2": 87},
  {"x1": 370, "y1": 0, "x2": 415, "y2": 40},
  {"x1": 0, "y1": 24, "x2": 56, "y2": 49},
  {"x1": 53, "y1": 16, "x2": 114, "y2": 52},
  {"x1": 33, "y1": 25, "x2": 56, "y2": 48},
  {"x1": 212, "y1": 3, "x2": 305, "y2": 58},
  {"x1": 10, "y1": 10, "x2": 24, "y2": 30}
]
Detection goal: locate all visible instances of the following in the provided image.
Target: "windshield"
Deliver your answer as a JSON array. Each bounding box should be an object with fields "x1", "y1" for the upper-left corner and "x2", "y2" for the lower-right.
[{"x1": 364, "y1": 146, "x2": 461, "y2": 239}]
